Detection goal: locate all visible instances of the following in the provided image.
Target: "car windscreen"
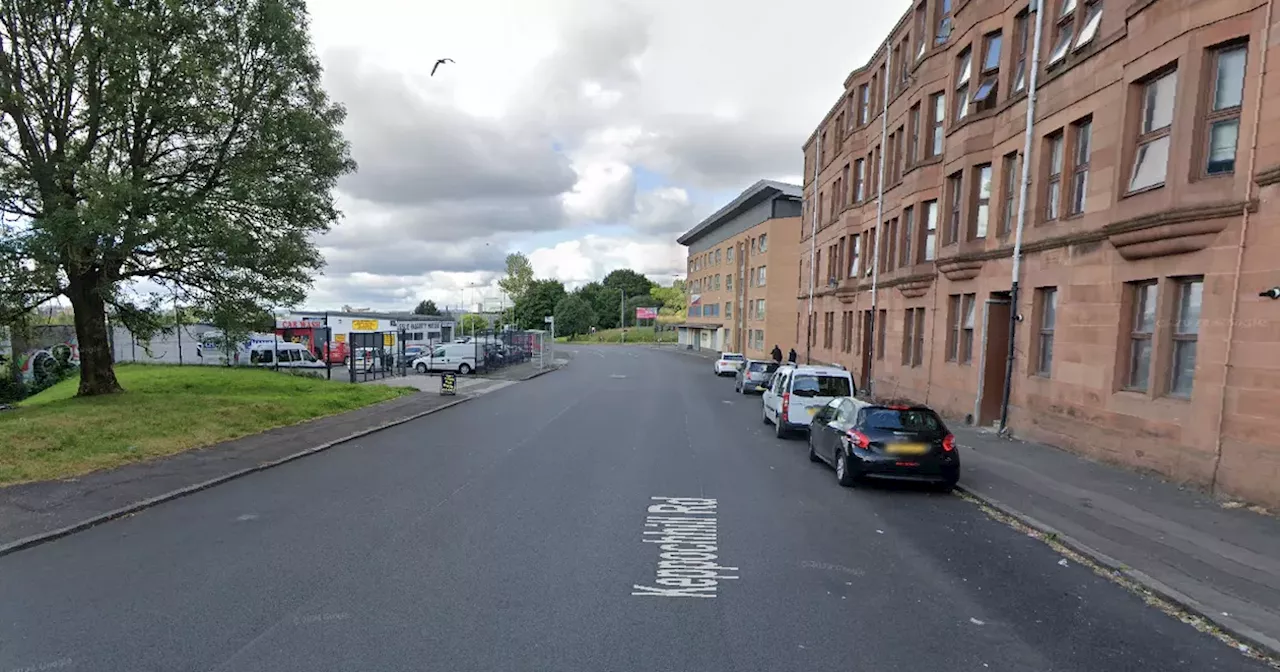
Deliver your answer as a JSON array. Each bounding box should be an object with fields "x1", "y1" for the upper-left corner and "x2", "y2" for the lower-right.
[
  {"x1": 791, "y1": 375, "x2": 851, "y2": 397},
  {"x1": 864, "y1": 408, "x2": 944, "y2": 433},
  {"x1": 723, "y1": 354, "x2": 745, "y2": 361},
  {"x1": 747, "y1": 362, "x2": 778, "y2": 373}
]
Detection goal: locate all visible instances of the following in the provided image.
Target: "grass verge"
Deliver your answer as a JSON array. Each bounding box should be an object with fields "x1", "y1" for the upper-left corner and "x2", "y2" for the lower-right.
[
  {"x1": 0, "y1": 364, "x2": 415, "y2": 486},
  {"x1": 556, "y1": 326, "x2": 677, "y2": 344}
]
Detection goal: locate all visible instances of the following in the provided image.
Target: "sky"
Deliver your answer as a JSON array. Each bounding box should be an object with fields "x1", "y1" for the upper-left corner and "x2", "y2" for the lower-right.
[{"x1": 299, "y1": 0, "x2": 911, "y2": 312}]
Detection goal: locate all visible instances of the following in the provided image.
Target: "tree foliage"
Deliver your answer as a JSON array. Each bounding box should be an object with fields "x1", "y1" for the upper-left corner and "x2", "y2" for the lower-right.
[
  {"x1": 497, "y1": 252, "x2": 534, "y2": 304},
  {"x1": 458, "y1": 313, "x2": 488, "y2": 335},
  {"x1": 413, "y1": 299, "x2": 439, "y2": 316},
  {"x1": 553, "y1": 295, "x2": 595, "y2": 339},
  {"x1": 513, "y1": 279, "x2": 565, "y2": 330},
  {"x1": 572, "y1": 281, "x2": 619, "y2": 329},
  {"x1": 0, "y1": 0, "x2": 354, "y2": 395},
  {"x1": 601, "y1": 268, "x2": 655, "y2": 301},
  {"x1": 650, "y1": 279, "x2": 686, "y2": 316},
  {"x1": 195, "y1": 296, "x2": 274, "y2": 363}
]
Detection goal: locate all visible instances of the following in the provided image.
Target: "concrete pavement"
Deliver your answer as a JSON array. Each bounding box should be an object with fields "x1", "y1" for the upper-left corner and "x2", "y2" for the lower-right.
[{"x1": 0, "y1": 345, "x2": 1268, "y2": 672}]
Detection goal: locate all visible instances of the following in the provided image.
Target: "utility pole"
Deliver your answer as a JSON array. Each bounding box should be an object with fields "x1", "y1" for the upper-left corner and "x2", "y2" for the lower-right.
[{"x1": 620, "y1": 289, "x2": 626, "y2": 343}]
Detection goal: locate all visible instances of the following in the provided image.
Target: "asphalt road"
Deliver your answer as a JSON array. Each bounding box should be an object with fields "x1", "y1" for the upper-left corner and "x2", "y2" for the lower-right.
[{"x1": 0, "y1": 345, "x2": 1267, "y2": 672}]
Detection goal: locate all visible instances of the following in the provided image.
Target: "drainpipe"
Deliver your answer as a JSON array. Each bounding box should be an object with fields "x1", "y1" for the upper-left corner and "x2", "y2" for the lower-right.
[
  {"x1": 868, "y1": 46, "x2": 893, "y2": 396},
  {"x1": 1210, "y1": 0, "x2": 1273, "y2": 494},
  {"x1": 997, "y1": 0, "x2": 1048, "y2": 434},
  {"x1": 806, "y1": 126, "x2": 822, "y2": 364}
]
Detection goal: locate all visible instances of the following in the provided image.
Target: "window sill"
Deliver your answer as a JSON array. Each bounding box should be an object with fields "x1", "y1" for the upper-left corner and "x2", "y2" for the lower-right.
[{"x1": 1121, "y1": 182, "x2": 1166, "y2": 200}]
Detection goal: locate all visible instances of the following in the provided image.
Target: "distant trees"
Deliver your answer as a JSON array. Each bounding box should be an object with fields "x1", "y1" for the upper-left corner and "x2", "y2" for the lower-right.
[
  {"x1": 458, "y1": 313, "x2": 489, "y2": 334},
  {"x1": 413, "y1": 300, "x2": 440, "y2": 316},
  {"x1": 498, "y1": 253, "x2": 535, "y2": 304},
  {"x1": 553, "y1": 296, "x2": 596, "y2": 339},
  {"x1": 513, "y1": 279, "x2": 566, "y2": 330},
  {"x1": 650, "y1": 280, "x2": 687, "y2": 316}
]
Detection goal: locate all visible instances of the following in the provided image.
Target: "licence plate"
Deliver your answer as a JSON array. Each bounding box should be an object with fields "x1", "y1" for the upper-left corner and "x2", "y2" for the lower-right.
[
  {"x1": 807, "y1": 407, "x2": 818, "y2": 416},
  {"x1": 755, "y1": 385, "x2": 765, "y2": 391},
  {"x1": 887, "y1": 443, "x2": 928, "y2": 455}
]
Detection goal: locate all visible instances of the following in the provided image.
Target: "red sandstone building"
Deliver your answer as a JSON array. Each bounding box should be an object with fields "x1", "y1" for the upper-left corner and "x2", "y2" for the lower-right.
[{"x1": 799, "y1": 0, "x2": 1280, "y2": 507}]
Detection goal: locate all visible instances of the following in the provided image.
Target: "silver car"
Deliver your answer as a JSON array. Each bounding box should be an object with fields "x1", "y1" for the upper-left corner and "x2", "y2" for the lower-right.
[{"x1": 734, "y1": 359, "x2": 780, "y2": 395}]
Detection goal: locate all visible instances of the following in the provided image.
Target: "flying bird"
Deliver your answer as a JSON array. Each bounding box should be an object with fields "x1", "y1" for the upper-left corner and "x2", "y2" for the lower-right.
[{"x1": 431, "y1": 58, "x2": 454, "y2": 76}]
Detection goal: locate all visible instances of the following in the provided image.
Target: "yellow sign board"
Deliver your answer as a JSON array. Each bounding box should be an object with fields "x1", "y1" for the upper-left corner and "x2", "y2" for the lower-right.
[
  {"x1": 351, "y1": 319, "x2": 378, "y2": 331},
  {"x1": 441, "y1": 373, "x2": 457, "y2": 395},
  {"x1": 384, "y1": 333, "x2": 395, "y2": 346},
  {"x1": 334, "y1": 334, "x2": 346, "y2": 343}
]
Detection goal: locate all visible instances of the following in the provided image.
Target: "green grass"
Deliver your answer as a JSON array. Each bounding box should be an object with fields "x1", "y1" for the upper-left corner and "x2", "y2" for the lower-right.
[
  {"x1": 556, "y1": 326, "x2": 677, "y2": 344},
  {"x1": 0, "y1": 364, "x2": 414, "y2": 486}
]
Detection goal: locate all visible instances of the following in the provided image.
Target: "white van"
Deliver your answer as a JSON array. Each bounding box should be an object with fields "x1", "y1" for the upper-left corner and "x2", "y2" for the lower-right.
[
  {"x1": 247, "y1": 342, "x2": 326, "y2": 370},
  {"x1": 412, "y1": 342, "x2": 478, "y2": 374},
  {"x1": 761, "y1": 364, "x2": 855, "y2": 438}
]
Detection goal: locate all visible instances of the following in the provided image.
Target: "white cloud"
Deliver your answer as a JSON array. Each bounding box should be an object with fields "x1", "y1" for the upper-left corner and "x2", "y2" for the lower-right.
[{"x1": 298, "y1": 0, "x2": 912, "y2": 311}]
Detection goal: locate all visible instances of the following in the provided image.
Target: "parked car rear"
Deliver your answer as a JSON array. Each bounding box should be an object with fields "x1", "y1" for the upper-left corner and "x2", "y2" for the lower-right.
[
  {"x1": 760, "y1": 365, "x2": 854, "y2": 438},
  {"x1": 807, "y1": 398, "x2": 959, "y2": 491},
  {"x1": 734, "y1": 360, "x2": 779, "y2": 394}
]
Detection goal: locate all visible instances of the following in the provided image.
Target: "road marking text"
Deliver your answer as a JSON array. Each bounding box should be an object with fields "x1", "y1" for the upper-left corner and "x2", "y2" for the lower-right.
[{"x1": 632, "y1": 497, "x2": 738, "y2": 598}]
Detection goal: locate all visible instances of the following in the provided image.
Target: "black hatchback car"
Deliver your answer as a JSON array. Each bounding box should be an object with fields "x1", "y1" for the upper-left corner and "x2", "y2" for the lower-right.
[{"x1": 806, "y1": 397, "x2": 959, "y2": 491}]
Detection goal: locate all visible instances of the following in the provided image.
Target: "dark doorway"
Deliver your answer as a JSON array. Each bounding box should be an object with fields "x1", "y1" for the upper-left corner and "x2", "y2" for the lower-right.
[
  {"x1": 978, "y1": 293, "x2": 1012, "y2": 426},
  {"x1": 860, "y1": 310, "x2": 874, "y2": 395}
]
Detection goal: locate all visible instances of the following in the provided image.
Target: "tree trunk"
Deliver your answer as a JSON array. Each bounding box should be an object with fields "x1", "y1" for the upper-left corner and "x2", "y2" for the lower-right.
[{"x1": 66, "y1": 272, "x2": 122, "y2": 396}]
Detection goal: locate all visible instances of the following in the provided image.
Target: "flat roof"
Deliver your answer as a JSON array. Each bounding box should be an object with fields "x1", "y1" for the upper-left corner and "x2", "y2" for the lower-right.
[{"x1": 676, "y1": 179, "x2": 802, "y2": 246}]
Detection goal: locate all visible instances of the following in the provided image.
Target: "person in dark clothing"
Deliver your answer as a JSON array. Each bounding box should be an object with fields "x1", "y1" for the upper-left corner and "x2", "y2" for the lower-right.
[
  {"x1": 787, "y1": 348, "x2": 797, "y2": 364},
  {"x1": 771, "y1": 345, "x2": 783, "y2": 363}
]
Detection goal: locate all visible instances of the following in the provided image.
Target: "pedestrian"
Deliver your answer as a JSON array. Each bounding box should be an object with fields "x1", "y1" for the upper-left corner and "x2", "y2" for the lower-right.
[
  {"x1": 771, "y1": 344, "x2": 782, "y2": 363},
  {"x1": 787, "y1": 348, "x2": 797, "y2": 364}
]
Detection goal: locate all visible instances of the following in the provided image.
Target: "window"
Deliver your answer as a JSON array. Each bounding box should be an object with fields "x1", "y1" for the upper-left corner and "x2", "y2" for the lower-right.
[
  {"x1": 946, "y1": 171, "x2": 963, "y2": 244},
  {"x1": 922, "y1": 200, "x2": 938, "y2": 261},
  {"x1": 916, "y1": 1, "x2": 928, "y2": 58},
  {"x1": 1076, "y1": 1, "x2": 1103, "y2": 50},
  {"x1": 900, "y1": 206, "x2": 915, "y2": 267},
  {"x1": 1130, "y1": 69, "x2": 1178, "y2": 192},
  {"x1": 929, "y1": 92, "x2": 946, "y2": 157},
  {"x1": 936, "y1": 0, "x2": 953, "y2": 45},
  {"x1": 854, "y1": 158, "x2": 866, "y2": 201},
  {"x1": 759, "y1": 233, "x2": 768, "y2": 252},
  {"x1": 1048, "y1": 0, "x2": 1076, "y2": 66},
  {"x1": 886, "y1": 131, "x2": 897, "y2": 186},
  {"x1": 908, "y1": 103, "x2": 921, "y2": 165},
  {"x1": 1000, "y1": 152, "x2": 1019, "y2": 235},
  {"x1": 955, "y1": 47, "x2": 972, "y2": 121},
  {"x1": 1046, "y1": 132, "x2": 1064, "y2": 220},
  {"x1": 1205, "y1": 43, "x2": 1247, "y2": 176},
  {"x1": 902, "y1": 307, "x2": 925, "y2": 366},
  {"x1": 725, "y1": 302, "x2": 732, "y2": 319},
  {"x1": 876, "y1": 309, "x2": 887, "y2": 360},
  {"x1": 823, "y1": 312, "x2": 832, "y2": 349},
  {"x1": 1070, "y1": 118, "x2": 1092, "y2": 215},
  {"x1": 1169, "y1": 278, "x2": 1202, "y2": 397},
  {"x1": 1036, "y1": 288, "x2": 1057, "y2": 376},
  {"x1": 946, "y1": 294, "x2": 961, "y2": 361},
  {"x1": 726, "y1": 274, "x2": 732, "y2": 290},
  {"x1": 883, "y1": 218, "x2": 898, "y2": 273},
  {"x1": 727, "y1": 246, "x2": 733, "y2": 262},
  {"x1": 972, "y1": 163, "x2": 992, "y2": 239},
  {"x1": 757, "y1": 266, "x2": 767, "y2": 286},
  {"x1": 841, "y1": 163, "x2": 851, "y2": 205},
  {"x1": 864, "y1": 228, "x2": 876, "y2": 277},
  {"x1": 960, "y1": 294, "x2": 975, "y2": 364},
  {"x1": 893, "y1": 127, "x2": 905, "y2": 182},
  {"x1": 1013, "y1": 11, "x2": 1030, "y2": 93},
  {"x1": 756, "y1": 299, "x2": 766, "y2": 320},
  {"x1": 1126, "y1": 281, "x2": 1158, "y2": 391},
  {"x1": 850, "y1": 233, "x2": 861, "y2": 278},
  {"x1": 859, "y1": 84, "x2": 871, "y2": 124},
  {"x1": 836, "y1": 112, "x2": 846, "y2": 138},
  {"x1": 899, "y1": 36, "x2": 912, "y2": 89},
  {"x1": 974, "y1": 31, "x2": 1002, "y2": 112}
]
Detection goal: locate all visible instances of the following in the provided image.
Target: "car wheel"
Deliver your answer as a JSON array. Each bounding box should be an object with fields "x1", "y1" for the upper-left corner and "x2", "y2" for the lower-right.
[
  {"x1": 762, "y1": 405, "x2": 772, "y2": 425},
  {"x1": 458, "y1": 363, "x2": 472, "y2": 374},
  {"x1": 807, "y1": 433, "x2": 820, "y2": 463},
  {"x1": 835, "y1": 450, "x2": 857, "y2": 487},
  {"x1": 774, "y1": 416, "x2": 787, "y2": 439},
  {"x1": 415, "y1": 363, "x2": 427, "y2": 374},
  {"x1": 935, "y1": 479, "x2": 957, "y2": 494}
]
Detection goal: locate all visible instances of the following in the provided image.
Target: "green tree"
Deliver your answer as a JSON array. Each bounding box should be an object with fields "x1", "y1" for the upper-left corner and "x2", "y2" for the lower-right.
[
  {"x1": 498, "y1": 252, "x2": 535, "y2": 304},
  {"x1": 650, "y1": 280, "x2": 687, "y2": 316},
  {"x1": 0, "y1": 0, "x2": 353, "y2": 396},
  {"x1": 553, "y1": 295, "x2": 595, "y2": 339},
  {"x1": 513, "y1": 279, "x2": 566, "y2": 329},
  {"x1": 572, "y1": 281, "x2": 620, "y2": 329},
  {"x1": 413, "y1": 300, "x2": 440, "y2": 315},
  {"x1": 458, "y1": 313, "x2": 489, "y2": 335},
  {"x1": 601, "y1": 268, "x2": 655, "y2": 301},
  {"x1": 195, "y1": 297, "x2": 275, "y2": 364}
]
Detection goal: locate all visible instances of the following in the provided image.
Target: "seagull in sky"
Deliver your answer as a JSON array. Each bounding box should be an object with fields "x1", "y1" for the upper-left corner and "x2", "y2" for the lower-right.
[{"x1": 431, "y1": 58, "x2": 454, "y2": 76}]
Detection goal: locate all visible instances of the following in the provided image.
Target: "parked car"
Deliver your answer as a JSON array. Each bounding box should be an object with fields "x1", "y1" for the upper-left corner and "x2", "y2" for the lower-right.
[
  {"x1": 247, "y1": 342, "x2": 327, "y2": 371},
  {"x1": 713, "y1": 352, "x2": 746, "y2": 376},
  {"x1": 412, "y1": 342, "x2": 478, "y2": 374},
  {"x1": 806, "y1": 398, "x2": 959, "y2": 491},
  {"x1": 734, "y1": 360, "x2": 779, "y2": 394},
  {"x1": 760, "y1": 364, "x2": 854, "y2": 438}
]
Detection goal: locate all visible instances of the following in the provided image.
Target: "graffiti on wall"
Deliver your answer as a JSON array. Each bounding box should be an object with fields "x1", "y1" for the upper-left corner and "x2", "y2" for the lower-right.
[{"x1": 16, "y1": 341, "x2": 80, "y2": 386}]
